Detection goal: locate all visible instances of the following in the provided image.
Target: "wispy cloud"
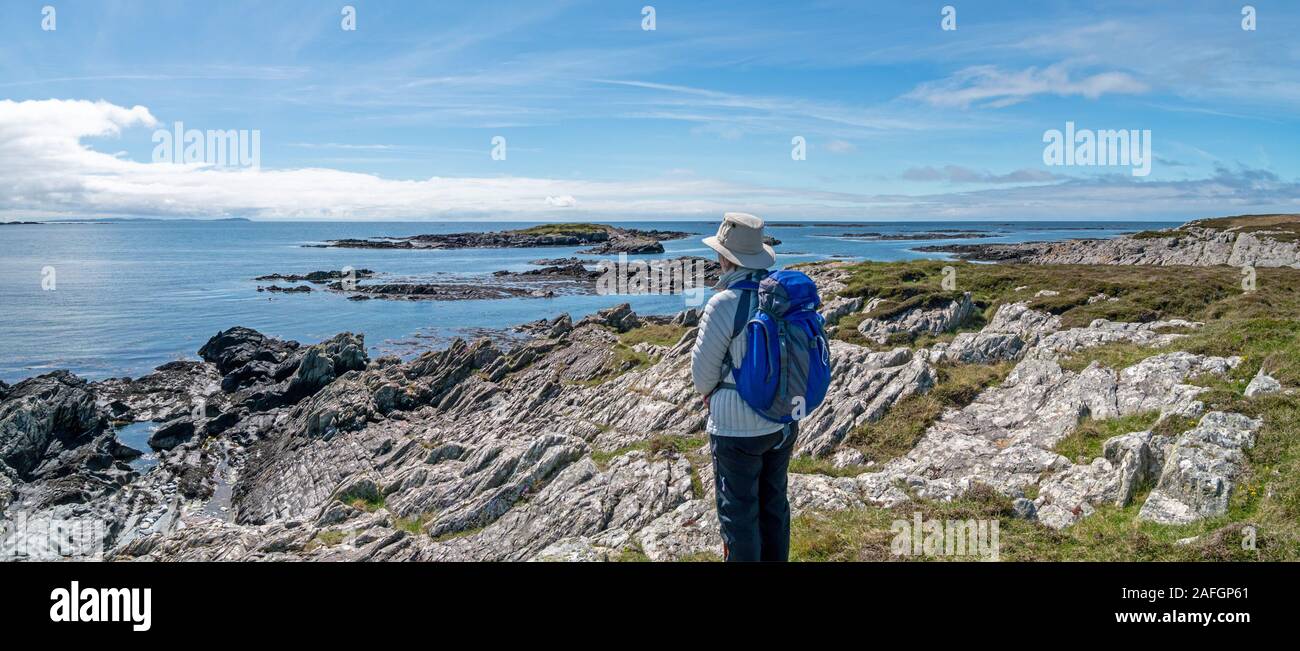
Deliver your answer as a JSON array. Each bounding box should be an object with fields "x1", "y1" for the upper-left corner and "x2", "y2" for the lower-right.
[
  {"x1": 905, "y1": 63, "x2": 1148, "y2": 109},
  {"x1": 901, "y1": 165, "x2": 1064, "y2": 184}
]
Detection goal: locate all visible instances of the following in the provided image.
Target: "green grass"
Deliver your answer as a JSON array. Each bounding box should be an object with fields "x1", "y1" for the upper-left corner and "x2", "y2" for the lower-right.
[
  {"x1": 833, "y1": 260, "x2": 1257, "y2": 330},
  {"x1": 791, "y1": 480, "x2": 1299, "y2": 561},
  {"x1": 1128, "y1": 214, "x2": 1300, "y2": 243},
  {"x1": 305, "y1": 530, "x2": 347, "y2": 552},
  {"x1": 841, "y1": 362, "x2": 1013, "y2": 465},
  {"x1": 514, "y1": 223, "x2": 612, "y2": 236},
  {"x1": 614, "y1": 545, "x2": 651, "y2": 562},
  {"x1": 618, "y1": 323, "x2": 688, "y2": 348},
  {"x1": 788, "y1": 455, "x2": 872, "y2": 477},
  {"x1": 1187, "y1": 213, "x2": 1300, "y2": 242},
  {"x1": 1054, "y1": 411, "x2": 1161, "y2": 462},
  {"x1": 798, "y1": 257, "x2": 1300, "y2": 560},
  {"x1": 393, "y1": 512, "x2": 435, "y2": 535},
  {"x1": 337, "y1": 485, "x2": 385, "y2": 513}
]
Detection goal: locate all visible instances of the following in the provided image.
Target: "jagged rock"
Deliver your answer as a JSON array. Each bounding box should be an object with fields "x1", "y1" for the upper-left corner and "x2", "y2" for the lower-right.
[
  {"x1": 1138, "y1": 412, "x2": 1262, "y2": 524},
  {"x1": 831, "y1": 448, "x2": 867, "y2": 469},
  {"x1": 577, "y1": 303, "x2": 641, "y2": 333},
  {"x1": 255, "y1": 269, "x2": 376, "y2": 283},
  {"x1": 0, "y1": 469, "x2": 13, "y2": 511},
  {"x1": 1011, "y1": 498, "x2": 1037, "y2": 520},
  {"x1": 238, "y1": 332, "x2": 370, "y2": 411},
  {"x1": 819, "y1": 296, "x2": 864, "y2": 325},
  {"x1": 671, "y1": 308, "x2": 701, "y2": 328},
  {"x1": 93, "y1": 360, "x2": 221, "y2": 422},
  {"x1": 199, "y1": 327, "x2": 300, "y2": 375},
  {"x1": 0, "y1": 371, "x2": 110, "y2": 479},
  {"x1": 1244, "y1": 369, "x2": 1281, "y2": 398},
  {"x1": 7, "y1": 245, "x2": 1278, "y2": 561},
  {"x1": 857, "y1": 292, "x2": 973, "y2": 344},
  {"x1": 579, "y1": 237, "x2": 663, "y2": 254},
  {"x1": 149, "y1": 417, "x2": 196, "y2": 450},
  {"x1": 795, "y1": 345, "x2": 934, "y2": 457}
]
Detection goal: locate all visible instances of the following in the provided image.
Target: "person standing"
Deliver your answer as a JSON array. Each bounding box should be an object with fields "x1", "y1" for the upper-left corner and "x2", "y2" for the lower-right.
[{"x1": 690, "y1": 212, "x2": 795, "y2": 562}]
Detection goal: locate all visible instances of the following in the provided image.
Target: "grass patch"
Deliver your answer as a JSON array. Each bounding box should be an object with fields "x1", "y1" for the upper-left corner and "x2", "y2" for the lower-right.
[
  {"x1": 1126, "y1": 214, "x2": 1300, "y2": 243},
  {"x1": 514, "y1": 223, "x2": 612, "y2": 236},
  {"x1": 305, "y1": 530, "x2": 347, "y2": 552},
  {"x1": 1054, "y1": 411, "x2": 1161, "y2": 463},
  {"x1": 791, "y1": 254, "x2": 1300, "y2": 561},
  {"x1": 843, "y1": 362, "x2": 1013, "y2": 464},
  {"x1": 1128, "y1": 229, "x2": 1176, "y2": 240},
  {"x1": 618, "y1": 323, "x2": 688, "y2": 348},
  {"x1": 789, "y1": 455, "x2": 872, "y2": 478},
  {"x1": 336, "y1": 484, "x2": 385, "y2": 513},
  {"x1": 393, "y1": 512, "x2": 435, "y2": 535},
  {"x1": 614, "y1": 545, "x2": 651, "y2": 562},
  {"x1": 1187, "y1": 213, "x2": 1300, "y2": 243},
  {"x1": 792, "y1": 479, "x2": 1299, "y2": 561},
  {"x1": 832, "y1": 259, "x2": 1264, "y2": 331}
]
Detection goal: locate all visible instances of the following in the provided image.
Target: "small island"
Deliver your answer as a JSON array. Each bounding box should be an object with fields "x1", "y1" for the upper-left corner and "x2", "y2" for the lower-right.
[{"x1": 316, "y1": 223, "x2": 692, "y2": 255}]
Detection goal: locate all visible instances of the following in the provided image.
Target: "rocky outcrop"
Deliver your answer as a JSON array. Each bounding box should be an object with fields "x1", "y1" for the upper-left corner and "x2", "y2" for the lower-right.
[
  {"x1": 1244, "y1": 369, "x2": 1282, "y2": 398},
  {"x1": 1138, "y1": 412, "x2": 1261, "y2": 524},
  {"x1": 320, "y1": 225, "x2": 689, "y2": 253},
  {"x1": 0, "y1": 371, "x2": 114, "y2": 480},
  {"x1": 94, "y1": 360, "x2": 222, "y2": 422},
  {"x1": 579, "y1": 238, "x2": 663, "y2": 254},
  {"x1": 255, "y1": 269, "x2": 376, "y2": 283},
  {"x1": 920, "y1": 221, "x2": 1300, "y2": 268},
  {"x1": 335, "y1": 282, "x2": 544, "y2": 301},
  {"x1": 1, "y1": 269, "x2": 1272, "y2": 561},
  {"x1": 856, "y1": 292, "x2": 974, "y2": 344}
]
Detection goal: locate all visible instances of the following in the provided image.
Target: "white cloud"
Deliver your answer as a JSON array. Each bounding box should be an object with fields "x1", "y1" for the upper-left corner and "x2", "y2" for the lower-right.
[
  {"x1": 0, "y1": 99, "x2": 761, "y2": 220},
  {"x1": 824, "y1": 139, "x2": 857, "y2": 154},
  {"x1": 905, "y1": 64, "x2": 1148, "y2": 109},
  {"x1": 2, "y1": 99, "x2": 1296, "y2": 222}
]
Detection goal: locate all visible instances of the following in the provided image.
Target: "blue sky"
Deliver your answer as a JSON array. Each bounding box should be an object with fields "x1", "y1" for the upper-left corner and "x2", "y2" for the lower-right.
[{"x1": 1, "y1": 0, "x2": 1298, "y2": 220}]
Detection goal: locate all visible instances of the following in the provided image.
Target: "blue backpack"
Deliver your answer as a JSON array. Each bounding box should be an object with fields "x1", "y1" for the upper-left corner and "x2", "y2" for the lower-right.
[{"x1": 721, "y1": 270, "x2": 832, "y2": 424}]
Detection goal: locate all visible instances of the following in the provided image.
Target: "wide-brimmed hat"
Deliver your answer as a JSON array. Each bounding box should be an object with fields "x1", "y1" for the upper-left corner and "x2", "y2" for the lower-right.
[{"x1": 702, "y1": 212, "x2": 776, "y2": 269}]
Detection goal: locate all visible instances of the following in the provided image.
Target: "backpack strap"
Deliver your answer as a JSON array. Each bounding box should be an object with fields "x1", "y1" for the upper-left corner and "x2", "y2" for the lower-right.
[{"x1": 717, "y1": 272, "x2": 763, "y2": 390}]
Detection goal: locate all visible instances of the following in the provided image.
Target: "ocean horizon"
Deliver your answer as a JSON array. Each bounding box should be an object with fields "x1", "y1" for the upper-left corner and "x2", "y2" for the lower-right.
[{"x1": 0, "y1": 219, "x2": 1176, "y2": 384}]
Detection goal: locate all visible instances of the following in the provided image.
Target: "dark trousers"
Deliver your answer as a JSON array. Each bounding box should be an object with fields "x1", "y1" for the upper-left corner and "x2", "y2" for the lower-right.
[{"x1": 710, "y1": 425, "x2": 796, "y2": 562}]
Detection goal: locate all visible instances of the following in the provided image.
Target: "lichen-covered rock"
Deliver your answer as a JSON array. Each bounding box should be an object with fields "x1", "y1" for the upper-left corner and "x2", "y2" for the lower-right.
[
  {"x1": 857, "y1": 292, "x2": 974, "y2": 344},
  {"x1": 1138, "y1": 412, "x2": 1262, "y2": 524},
  {"x1": 1244, "y1": 369, "x2": 1282, "y2": 398}
]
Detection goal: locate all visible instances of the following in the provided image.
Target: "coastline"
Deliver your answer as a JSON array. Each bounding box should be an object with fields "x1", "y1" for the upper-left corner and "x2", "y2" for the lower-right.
[{"x1": 3, "y1": 214, "x2": 1297, "y2": 561}]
